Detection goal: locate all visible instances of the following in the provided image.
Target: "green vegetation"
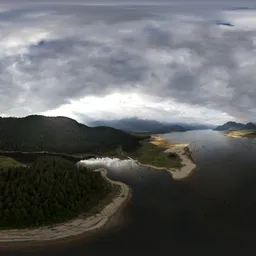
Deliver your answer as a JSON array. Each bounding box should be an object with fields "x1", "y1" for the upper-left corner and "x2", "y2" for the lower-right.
[
  {"x1": 0, "y1": 115, "x2": 145, "y2": 154},
  {"x1": 0, "y1": 156, "x2": 112, "y2": 229},
  {"x1": 126, "y1": 141, "x2": 183, "y2": 169},
  {"x1": 0, "y1": 156, "x2": 24, "y2": 171}
]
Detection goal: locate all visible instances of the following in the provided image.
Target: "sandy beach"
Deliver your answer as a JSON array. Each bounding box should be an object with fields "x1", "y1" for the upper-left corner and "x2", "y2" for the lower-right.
[
  {"x1": 164, "y1": 144, "x2": 196, "y2": 180},
  {"x1": 137, "y1": 136, "x2": 196, "y2": 180},
  {"x1": 0, "y1": 168, "x2": 130, "y2": 244},
  {"x1": 225, "y1": 131, "x2": 256, "y2": 139},
  {"x1": 225, "y1": 134, "x2": 241, "y2": 138}
]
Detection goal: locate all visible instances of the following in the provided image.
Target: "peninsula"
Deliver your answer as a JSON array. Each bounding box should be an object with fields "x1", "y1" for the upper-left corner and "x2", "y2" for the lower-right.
[
  {"x1": 0, "y1": 115, "x2": 196, "y2": 246},
  {"x1": 0, "y1": 115, "x2": 139, "y2": 245},
  {"x1": 0, "y1": 167, "x2": 130, "y2": 243},
  {"x1": 128, "y1": 135, "x2": 196, "y2": 180},
  {"x1": 225, "y1": 130, "x2": 256, "y2": 138},
  {"x1": 214, "y1": 121, "x2": 256, "y2": 139}
]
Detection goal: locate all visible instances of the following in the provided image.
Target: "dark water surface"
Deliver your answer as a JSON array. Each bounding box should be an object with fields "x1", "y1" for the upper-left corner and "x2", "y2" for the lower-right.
[{"x1": 2, "y1": 130, "x2": 256, "y2": 255}]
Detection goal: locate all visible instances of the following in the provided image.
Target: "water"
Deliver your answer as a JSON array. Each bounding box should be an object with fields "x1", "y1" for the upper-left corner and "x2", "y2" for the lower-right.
[{"x1": 2, "y1": 130, "x2": 256, "y2": 255}]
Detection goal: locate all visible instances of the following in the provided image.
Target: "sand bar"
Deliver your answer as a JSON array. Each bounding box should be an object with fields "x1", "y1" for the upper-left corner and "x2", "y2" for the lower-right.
[
  {"x1": 225, "y1": 131, "x2": 256, "y2": 139},
  {"x1": 0, "y1": 168, "x2": 130, "y2": 243},
  {"x1": 137, "y1": 136, "x2": 196, "y2": 180},
  {"x1": 164, "y1": 144, "x2": 196, "y2": 180}
]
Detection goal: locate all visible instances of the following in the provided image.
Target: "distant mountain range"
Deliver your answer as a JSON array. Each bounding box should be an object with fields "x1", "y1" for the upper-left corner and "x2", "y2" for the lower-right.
[
  {"x1": 214, "y1": 121, "x2": 256, "y2": 131},
  {"x1": 89, "y1": 117, "x2": 215, "y2": 134}
]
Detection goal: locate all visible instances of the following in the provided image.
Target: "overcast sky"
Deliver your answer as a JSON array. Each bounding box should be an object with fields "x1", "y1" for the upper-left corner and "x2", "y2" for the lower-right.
[{"x1": 0, "y1": 1, "x2": 256, "y2": 125}]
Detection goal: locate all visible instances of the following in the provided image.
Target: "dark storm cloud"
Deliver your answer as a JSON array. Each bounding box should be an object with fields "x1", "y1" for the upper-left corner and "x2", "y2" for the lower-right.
[{"x1": 0, "y1": 3, "x2": 256, "y2": 123}]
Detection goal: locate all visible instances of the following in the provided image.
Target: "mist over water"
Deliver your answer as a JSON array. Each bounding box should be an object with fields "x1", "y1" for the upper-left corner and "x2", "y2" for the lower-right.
[{"x1": 77, "y1": 157, "x2": 138, "y2": 171}]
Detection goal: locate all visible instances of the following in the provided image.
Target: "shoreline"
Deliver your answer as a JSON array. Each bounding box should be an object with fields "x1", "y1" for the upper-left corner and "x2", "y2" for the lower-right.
[
  {"x1": 0, "y1": 135, "x2": 195, "y2": 246},
  {"x1": 137, "y1": 136, "x2": 196, "y2": 180},
  {"x1": 0, "y1": 168, "x2": 131, "y2": 246},
  {"x1": 224, "y1": 130, "x2": 256, "y2": 139},
  {"x1": 225, "y1": 133, "x2": 256, "y2": 139},
  {"x1": 225, "y1": 134, "x2": 242, "y2": 138}
]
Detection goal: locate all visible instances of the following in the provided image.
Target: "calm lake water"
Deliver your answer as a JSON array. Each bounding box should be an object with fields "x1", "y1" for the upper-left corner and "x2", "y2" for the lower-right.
[{"x1": 3, "y1": 130, "x2": 256, "y2": 255}]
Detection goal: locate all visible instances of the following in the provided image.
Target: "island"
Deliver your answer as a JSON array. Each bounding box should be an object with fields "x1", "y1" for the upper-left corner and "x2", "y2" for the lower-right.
[{"x1": 0, "y1": 115, "x2": 196, "y2": 245}]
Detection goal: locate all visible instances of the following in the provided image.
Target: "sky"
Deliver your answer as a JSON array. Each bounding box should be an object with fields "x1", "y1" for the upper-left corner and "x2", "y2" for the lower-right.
[{"x1": 0, "y1": 1, "x2": 256, "y2": 125}]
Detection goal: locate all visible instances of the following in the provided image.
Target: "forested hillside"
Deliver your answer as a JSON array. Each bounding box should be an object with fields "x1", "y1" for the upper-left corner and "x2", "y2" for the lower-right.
[
  {"x1": 0, "y1": 115, "x2": 146, "y2": 154},
  {"x1": 0, "y1": 156, "x2": 112, "y2": 228}
]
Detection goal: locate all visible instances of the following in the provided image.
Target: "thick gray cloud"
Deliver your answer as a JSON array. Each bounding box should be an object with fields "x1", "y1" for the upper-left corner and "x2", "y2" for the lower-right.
[{"x1": 0, "y1": 3, "x2": 256, "y2": 124}]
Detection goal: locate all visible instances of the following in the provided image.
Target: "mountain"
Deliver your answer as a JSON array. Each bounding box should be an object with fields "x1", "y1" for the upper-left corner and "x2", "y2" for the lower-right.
[
  {"x1": 244, "y1": 122, "x2": 256, "y2": 130},
  {"x1": 166, "y1": 122, "x2": 216, "y2": 130},
  {"x1": 90, "y1": 117, "x2": 166, "y2": 132},
  {"x1": 89, "y1": 117, "x2": 214, "y2": 133},
  {"x1": 0, "y1": 115, "x2": 146, "y2": 154},
  {"x1": 150, "y1": 124, "x2": 188, "y2": 134},
  {"x1": 214, "y1": 121, "x2": 256, "y2": 131},
  {"x1": 214, "y1": 121, "x2": 245, "y2": 131}
]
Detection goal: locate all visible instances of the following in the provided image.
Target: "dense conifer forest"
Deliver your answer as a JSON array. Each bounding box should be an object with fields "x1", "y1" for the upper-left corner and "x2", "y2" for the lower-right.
[
  {"x1": 0, "y1": 115, "x2": 147, "y2": 154},
  {"x1": 0, "y1": 156, "x2": 112, "y2": 228}
]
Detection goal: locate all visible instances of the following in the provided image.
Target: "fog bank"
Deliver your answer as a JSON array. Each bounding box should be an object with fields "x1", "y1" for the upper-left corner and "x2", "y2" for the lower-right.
[{"x1": 77, "y1": 157, "x2": 138, "y2": 171}]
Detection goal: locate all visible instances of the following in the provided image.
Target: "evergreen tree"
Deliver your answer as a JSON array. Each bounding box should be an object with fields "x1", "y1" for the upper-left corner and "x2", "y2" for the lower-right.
[{"x1": 0, "y1": 156, "x2": 112, "y2": 229}]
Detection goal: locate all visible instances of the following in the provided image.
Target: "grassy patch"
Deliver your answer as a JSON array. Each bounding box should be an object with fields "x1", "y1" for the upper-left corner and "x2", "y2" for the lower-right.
[
  {"x1": 0, "y1": 156, "x2": 24, "y2": 171},
  {"x1": 126, "y1": 141, "x2": 183, "y2": 169}
]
